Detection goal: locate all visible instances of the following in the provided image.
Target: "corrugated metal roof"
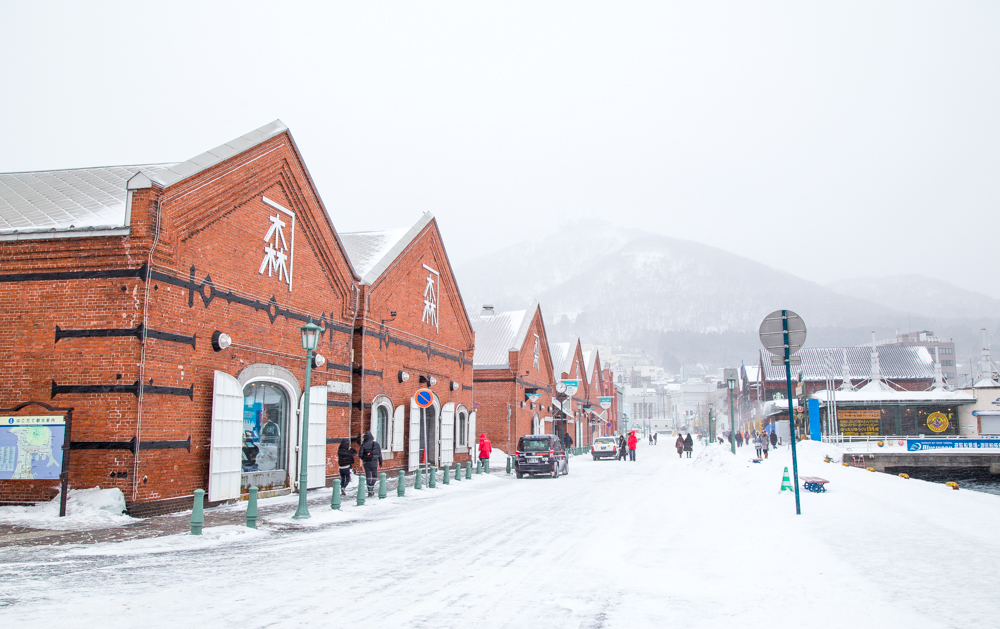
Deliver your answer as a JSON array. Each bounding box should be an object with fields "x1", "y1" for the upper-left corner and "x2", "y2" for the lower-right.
[
  {"x1": 339, "y1": 228, "x2": 409, "y2": 279},
  {"x1": 0, "y1": 164, "x2": 177, "y2": 235},
  {"x1": 549, "y1": 337, "x2": 579, "y2": 378},
  {"x1": 469, "y1": 301, "x2": 538, "y2": 369},
  {"x1": 339, "y1": 213, "x2": 434, "y2": 284},
  {"x1": 760, "y1": 346, "x2": 936, "y2": 383},
  {"x1": 0, "y1": 120, "x2": 287, "y2": 239}
]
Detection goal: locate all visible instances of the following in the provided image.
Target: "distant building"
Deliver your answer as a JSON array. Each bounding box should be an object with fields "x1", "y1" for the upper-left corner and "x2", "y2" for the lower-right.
[{"x1": 879, "y1": 330, "x2": 957, "y2": 382}]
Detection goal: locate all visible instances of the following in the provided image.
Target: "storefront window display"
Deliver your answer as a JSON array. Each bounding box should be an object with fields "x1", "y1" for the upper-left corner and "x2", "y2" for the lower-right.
[{"x1": 242, "y1": 382, "x2": 290, "y2": 488}]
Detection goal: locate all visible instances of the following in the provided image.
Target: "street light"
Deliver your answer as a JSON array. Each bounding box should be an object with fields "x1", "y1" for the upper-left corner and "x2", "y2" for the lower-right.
[
  {"x1": 727, "y1": 376, "x2": 737, "y2": 455},
  {"x1": 293, "y1": 320, "x2": 322, "y2": 520}
]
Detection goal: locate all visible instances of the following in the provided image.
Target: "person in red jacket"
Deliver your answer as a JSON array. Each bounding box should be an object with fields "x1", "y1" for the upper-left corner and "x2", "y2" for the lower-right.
[
  {"x1": 627, "y1": 430, "x2": 638, "y2": 462},
  {"x1": 478, "y1": 433, "x2": 492, "y2": 472}
]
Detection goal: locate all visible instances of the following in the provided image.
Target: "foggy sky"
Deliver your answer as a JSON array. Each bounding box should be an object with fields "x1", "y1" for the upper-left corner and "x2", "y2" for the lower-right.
[{"x1": 2, "y1": 2, "x2": 998, "y2": 296}]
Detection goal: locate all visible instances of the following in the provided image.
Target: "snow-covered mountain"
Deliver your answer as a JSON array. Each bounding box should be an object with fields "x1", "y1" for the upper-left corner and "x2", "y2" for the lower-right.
[
  {"x1": 826, "y1": 275, "x2": 1000, "y2": 320},
  {"x1": 455, "y1": 223, "x2": 999, "y2": 370},
  {"x1": 456, "y1": 222, "x2": 899, "y2": 343}
]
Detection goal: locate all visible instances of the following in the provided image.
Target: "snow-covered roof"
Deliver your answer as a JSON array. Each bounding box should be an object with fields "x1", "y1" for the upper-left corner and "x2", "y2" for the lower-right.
[
  {"x1": 339, "y1": 213, "x2": 434, "y2": 284},
  {"x1": 0, "y1": 120, "x2": 288, "y2": 240},
  {"x1": 549, "y1": 337, "x2": 579, "y2": 379},
  {"x1": 468, "y1": 301, "x2": 538, "y2": 369},
  {"x1": 760, "y1": 346, "x2": 936, "y2": 383},
  {"x1": 811, "y1": 388, "x2": 975, "y2": 404}
]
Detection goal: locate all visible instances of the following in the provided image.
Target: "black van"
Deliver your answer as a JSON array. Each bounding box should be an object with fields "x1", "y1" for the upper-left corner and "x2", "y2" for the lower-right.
[{"x1": 514, "y1": 435, "x2": 568, "y2": 478}]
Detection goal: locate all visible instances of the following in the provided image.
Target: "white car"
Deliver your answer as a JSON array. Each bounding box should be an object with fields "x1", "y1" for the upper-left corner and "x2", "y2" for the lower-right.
[{"x1": 591, "y1": 436, "x2": 618, "y2": 460}]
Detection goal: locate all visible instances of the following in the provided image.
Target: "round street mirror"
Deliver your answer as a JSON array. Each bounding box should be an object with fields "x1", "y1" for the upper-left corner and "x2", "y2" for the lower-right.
[
  {"x1": 555, "y1": 382, "x2": 567, "y2": 394},
  {"x1": 758, "y1": 309, "x2": 807, "y2": 356}
]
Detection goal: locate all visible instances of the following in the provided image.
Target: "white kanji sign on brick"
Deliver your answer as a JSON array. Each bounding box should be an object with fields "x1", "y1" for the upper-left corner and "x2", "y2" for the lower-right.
[
  {"x1": 259, "y1": 197, "x2": 295, "y2": 291},
  {"x1": 422, "y1": 264, "x2": 439, "y2": 333}
]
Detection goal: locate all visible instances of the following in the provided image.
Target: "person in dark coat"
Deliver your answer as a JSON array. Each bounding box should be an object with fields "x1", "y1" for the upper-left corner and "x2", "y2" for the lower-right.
[
  {"x1": 683, "y1": 433, "x2": 694, "y2": 458},
  {"x1": 337, "y1": 440, "x2": 355, "y2": 495},
  {"x1": 674, "y1": 434, "x2": 684, "y2": 458},
  {"x1": 359, "y1": 431, "x2": 383, "y2": 497},
  {"x1": 563, "y1": 433, "x2": 573, "y2": 449},
  {"x1": 736, "y1": 431, "x2": 744, "y2": 448},
  {"x1": 618, "y1": 433, "x2": 628, "y2": 461},
  {"x1": 769, "y1": 430, "x2": 778, "y2": 449}
]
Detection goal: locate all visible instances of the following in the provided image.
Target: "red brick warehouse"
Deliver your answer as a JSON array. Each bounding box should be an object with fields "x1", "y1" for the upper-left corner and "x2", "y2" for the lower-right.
[
  {"x1": 340, "y1": 213, "x2": 476, "y2": 474},
  {"x1": 0, "y1": 121, "x2": 361, "y2": 515},
  {"x1": 469, "y1": 301, "x2": 557, "y2": 455},
  {"x1": 548, "y1": 337, "x2": 590, "y2": 448}
]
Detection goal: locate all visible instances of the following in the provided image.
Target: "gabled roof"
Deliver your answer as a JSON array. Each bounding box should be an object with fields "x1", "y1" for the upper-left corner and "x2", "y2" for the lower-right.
[
  {"x1": 0, "y1": 120, "x2": 288, "y2": 240},
  {"x1": 339, "y1": 213, "x2": 434, "y2": 284},
  {"x1": 582, "y1": 344, "x2": 601, "y2": 385},
  {"x1": 549, "y1": 337, "x2": 580, "y2": 379},
  {"x1": 468, "y1": 301, "x2": 539, "y2": 369},
  {"x1": 759, "y1": 346, "x2": 936, "y2": 383}
]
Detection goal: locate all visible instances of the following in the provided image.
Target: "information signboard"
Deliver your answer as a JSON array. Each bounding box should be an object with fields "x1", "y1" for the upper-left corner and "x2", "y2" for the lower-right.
[
  {"x1": 838, "y1": 409, "x2": 881, "y2": 436},
  {"x1": 907, "y1": 439, "x2": 1000, "y2": 451},
  {"x1": 0, "y1": 415, "x2": 65, "y2": 480}
]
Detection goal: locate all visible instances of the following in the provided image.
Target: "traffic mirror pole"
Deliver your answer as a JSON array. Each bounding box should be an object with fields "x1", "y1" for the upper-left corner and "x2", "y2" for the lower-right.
[{"x1": 782, "y1": 310, "x2": 802, "y2": 515}]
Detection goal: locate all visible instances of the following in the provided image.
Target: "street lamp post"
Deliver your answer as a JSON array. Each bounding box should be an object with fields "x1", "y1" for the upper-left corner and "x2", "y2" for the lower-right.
[
  {"x1": 727, "y1": 376, "x2": 737, "y2": 455},
  {"x1": 292, "y1": 320, "x2": 322, "y2": 520}
]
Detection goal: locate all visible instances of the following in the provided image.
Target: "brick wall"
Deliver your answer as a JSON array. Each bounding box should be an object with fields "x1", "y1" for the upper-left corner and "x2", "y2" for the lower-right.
[
  {"x1": 0, "y1": 134, "x2": 358, "y2": 509},
  {"x1": 350, "y1": 219, "x2": 475, "y2": 474}
]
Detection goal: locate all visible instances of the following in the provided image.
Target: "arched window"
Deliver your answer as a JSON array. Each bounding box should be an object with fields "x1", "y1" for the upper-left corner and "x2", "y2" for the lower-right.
[
  {"x1": 457, "y1": 409, "x2": 467, "y2": 448},
  {"x1": 371, "y1": 395, "x2": 394, "y2": 459},
  {"x1": 242, "y1": 381, "x2": 291, "y2": 485}
]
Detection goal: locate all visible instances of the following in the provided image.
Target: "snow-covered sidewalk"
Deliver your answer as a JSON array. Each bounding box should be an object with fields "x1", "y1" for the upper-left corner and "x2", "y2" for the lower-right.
[{"x1": 1, "y1": 442, "x2": 998, "y2": 628}]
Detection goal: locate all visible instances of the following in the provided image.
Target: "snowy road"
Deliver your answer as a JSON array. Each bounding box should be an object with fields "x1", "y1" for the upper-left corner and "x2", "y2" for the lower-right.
[{"x1": 2, "y1": 442, "x2": 1000, "y2": 628}]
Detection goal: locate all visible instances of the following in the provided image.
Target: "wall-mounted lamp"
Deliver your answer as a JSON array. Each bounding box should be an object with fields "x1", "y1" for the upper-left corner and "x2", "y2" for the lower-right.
[
  {"x1": 211, "y1": 331, "x2": 232, "y2": 352},
  {"x1": 398, "y1": 370, "x2": 409, "y2": 383},
  {"x1": 450, "y1": 381, "x2": 460, "y2": 391},
  {"x1": 420, "y1": 375, "x2": 437, "y2": 386},
  {"x1": 313, "y1": 353, "x2": 326, "y2": 369},
  {"x1": 382, "y1": 311, "x2": 397, "y2": 326}
]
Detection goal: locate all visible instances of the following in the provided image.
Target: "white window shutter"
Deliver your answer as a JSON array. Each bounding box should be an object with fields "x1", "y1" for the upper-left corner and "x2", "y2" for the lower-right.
[
  {"x1": 440, "y1": 403, "x2": 455, "y2": 465},
  {"x1": 392, "y1": 405, "x2": 405, "y2": 452},
  {"x1": 468, "y1": 411, "x2": 476, "y2": 454},
  {"x1": 209, "y1": 370, "x2": 243, "y2": 502},
  {"x1": 408, "y1": 398, "x2": 420, "y2": 471},
  {"x1": 307, "y1": 385, "x2": 327, "y2": 489}
]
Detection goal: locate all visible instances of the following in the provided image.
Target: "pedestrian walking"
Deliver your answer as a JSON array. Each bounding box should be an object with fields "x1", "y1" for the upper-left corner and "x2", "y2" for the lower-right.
[
  {"x1": 753, "y1": 433, "x2": 762, "y2": 458},
  {"x1": 769, "y1": 430, "x2": 778, "y2": 449},
  {"x1": 628, "y1": 430, "x2": 638, "y2": 461},
  {"x1": 337, "y1": 440, "x2": 355, "y2": 495},
  {"x1": 359, "y1": 431, "x2": 382, "y2": 497},
  {"x1": 618, "y1": 433, "x2": 628, "y2": 461},
  {"x1": 478, "y1": 433, "x2": 492, "y2": 469},
  {"x1": 736, "y1": 431, "x2": 744, "y2": 448},
  {"x1": 654, "y1": 433, "x2": 658, "y2": 445},
  {"x1": 674, "y1": 434, "x2": 684, "y2": 458},
  {"x1": 683, "y1": 433, "x2": 693, "y2": 458},
  {"x1": 761, "y1": 433, "x2": 770, "y2": 459}
]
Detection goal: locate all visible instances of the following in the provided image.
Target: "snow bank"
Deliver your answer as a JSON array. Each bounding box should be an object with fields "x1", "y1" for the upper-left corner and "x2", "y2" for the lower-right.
[
  {"x1": 0, "y1": 487, "x2": 134, "y2": 530},
  {"x1": 690, "y1": 444, "x2": 754, "y2": 476},
  {"x1": 489, "y1": 448, "x2": 509, "y2": 467},
  {"x1": 792, "y1": 439, "x2": 845, "y2": 462}
]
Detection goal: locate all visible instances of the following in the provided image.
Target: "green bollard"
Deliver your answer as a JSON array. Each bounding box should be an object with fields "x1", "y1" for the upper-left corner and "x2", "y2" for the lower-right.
[
  {"x1": 506, "y1": 455, "x2": 512, "y2": 475},
  {"x1": 357, "y1": 475, "x2": 366, "y2": 506},
  {"x1": 246, "y1": 486, "x2": 258, "y2": 529},
  {"x1": 378, "y1": 472, "x2": 387, "y2": 499},
  {"x1": 484, "y1": 460, "x2": 490, "y2": 474},
  {"x1": 331, "y1": 479, "x2": 341, "y2": 510},
  {"x1": 415, "y1": 469, "x2": 423, "y2": 490},
  {"x1": 190, "y1": 488, "x2": 205, "y2": 535},
  {"x1": 443, "y1": 464, "x2": 451, "y2": 485},
  {"x1": 429, "y1": 466, "x2": 437, "y2": 488},
  {"x1": 455, "y1": 463, "x2": 461, "y2": 482},
  {"x1": 475, "y1": 459, "x2": 482, "y2": 474},
  {"x1": 397, "y1": 470, "x2": 406, "y2": 497},
  {"x1": 465, "y1": 461, "x2": 472, "y2": 480}
]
